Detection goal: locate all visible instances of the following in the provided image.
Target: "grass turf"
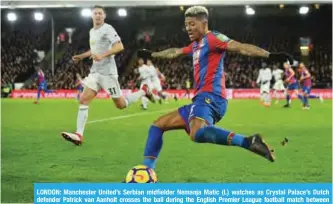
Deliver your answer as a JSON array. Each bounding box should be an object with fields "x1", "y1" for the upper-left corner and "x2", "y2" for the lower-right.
[{"x1": 1, "y1": 98, "x2": 332, "y2": 202}]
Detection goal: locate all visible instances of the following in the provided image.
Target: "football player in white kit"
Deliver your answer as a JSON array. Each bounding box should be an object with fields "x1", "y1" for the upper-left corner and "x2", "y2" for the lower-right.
[
  {"x1": 138, "y1": 58, "x2": 153, "y2": 109},
  {"x1": 147, "y1": 59, "x2": 169, "y2": 104},
  {"x1": 61, "y1": 6, "x2": 154, "y2": 145},
  {"x1": 272, "y1": 65, "x2": 286, "y2": 104},
  {"x1": 256, "y1": 63, "x2": 272, "y2": 107}
]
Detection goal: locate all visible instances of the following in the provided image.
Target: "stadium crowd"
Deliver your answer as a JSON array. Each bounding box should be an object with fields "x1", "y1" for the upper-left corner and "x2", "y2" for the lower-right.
[
  {"x1": 1, "y1": 8, "x2": 332, "y2": 91},
  {"x1": 1, "y1": 31, "x2": 43, "y2": 86}
]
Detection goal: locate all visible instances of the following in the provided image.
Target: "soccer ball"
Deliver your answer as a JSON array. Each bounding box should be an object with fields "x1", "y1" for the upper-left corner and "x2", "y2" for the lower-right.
[{"x1": 125, "y1": 165, "x2": 157, "y2": 183}]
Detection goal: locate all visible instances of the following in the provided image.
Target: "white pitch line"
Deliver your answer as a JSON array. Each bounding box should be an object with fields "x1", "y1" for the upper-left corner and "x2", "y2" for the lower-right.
[{"x1": 86, "y1": 108, "x2": 175, "y2": 124}]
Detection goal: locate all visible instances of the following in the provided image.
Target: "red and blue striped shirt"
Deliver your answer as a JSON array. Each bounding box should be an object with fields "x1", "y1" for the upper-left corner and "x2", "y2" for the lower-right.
[
  {"x1": 284, "y1": 67, "x2": 297, "y2": 84},
  {"x1": 37, "y1": 70, "x2": 45, "y2": 83},
  {"x1": 182, "y1": 31, "x2": 230, "y2": 99},
  {"x1": 300, "y1": 68, "x2": 312, "y2": 87}
]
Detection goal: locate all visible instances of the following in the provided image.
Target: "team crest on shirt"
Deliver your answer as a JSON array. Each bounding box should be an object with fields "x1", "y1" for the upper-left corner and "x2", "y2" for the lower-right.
[
  {"x1": 205, "y1": 98, "x2": 212, "y2": 104},
  {"x1": 89, "y1": 40, "x2": 95, "y2": 46}
]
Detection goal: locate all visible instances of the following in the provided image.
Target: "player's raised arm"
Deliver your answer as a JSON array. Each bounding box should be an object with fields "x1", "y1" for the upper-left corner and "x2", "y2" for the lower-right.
[
  {"x1": 151, "y1": 48, "x2": 185, "y2": 59},
  {"x1": 227, "y1": 40, "x2": 270, "y2": 58},
  {"x1": 213, "y1": 33, "x2": 293, "y2": 63},
  {"x1": 228, "y1": 40, "x2": 294, "y2": 63}
]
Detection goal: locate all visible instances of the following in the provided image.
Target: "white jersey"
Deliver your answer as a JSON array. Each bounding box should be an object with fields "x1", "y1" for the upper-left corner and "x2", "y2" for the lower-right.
[
  {"x1": 148, "y1": 66, "x2": 160, "y2": 83},
  {"x1": 89, "y1": 23, "x2": 121, "y2": 75},
  {"x1": 138, "y1": 65, "x2": 151, "y2": 82},
  {"x1": 256, "y1": 68, "x2": 272, "y2": 85},
  {"x1": 272, "y1": 69, "x2": 284, "y2": 81},
  {"x1": 272, "y1": 69, "x2": 285, "y2": 91}
]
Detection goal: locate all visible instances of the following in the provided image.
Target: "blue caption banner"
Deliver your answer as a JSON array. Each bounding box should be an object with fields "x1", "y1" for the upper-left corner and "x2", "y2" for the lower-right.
[{"x1": 34, "y1": 183, "x2": 332, "y2": 204}]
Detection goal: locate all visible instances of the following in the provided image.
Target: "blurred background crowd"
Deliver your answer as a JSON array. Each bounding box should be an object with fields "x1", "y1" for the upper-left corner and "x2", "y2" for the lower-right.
[{"x1": 1, "y1": 4, "x2": 332, "y2": 92}]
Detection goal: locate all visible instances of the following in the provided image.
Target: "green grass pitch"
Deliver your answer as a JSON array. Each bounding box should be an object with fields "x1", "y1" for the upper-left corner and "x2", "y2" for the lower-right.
[{"x1": 1, "y1": 98, "x2": 332, "y2": 202}]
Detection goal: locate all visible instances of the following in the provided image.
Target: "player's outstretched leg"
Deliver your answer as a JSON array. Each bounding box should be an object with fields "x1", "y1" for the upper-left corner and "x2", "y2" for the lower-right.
[
  {"x1": 43, "y1": 82, "x2": 56, "y2": 94},
  {"x1": 142, "y1": 110, "x2": 187, "y2": 169},
  {"x1": 44, "y1": 89, "x2": 55, "y2": 94},
  {"x1": 303, "y1": 86, "x2": 323, "y2": 103},
  {"x1": 189, "y1": 118, "x2": 275, "y2": 162},
  {"x1": 113, "y1": 84, "x2": 155, "y2": 109},
  {"x1": 139, "y1": 84, "x2": 156, "y2": 103},
  {"x1": 308, "y1": 94, "x2": 324, "y2": 103},
  {"x1": 61, "y1": 87, "x2": 96, "y2": 145}
]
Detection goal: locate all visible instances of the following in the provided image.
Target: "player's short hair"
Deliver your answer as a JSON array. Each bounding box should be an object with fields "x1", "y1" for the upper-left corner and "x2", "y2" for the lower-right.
[
  {"x1": 185, "y1": 6, "x2": 209, "y2": 19},
  {"x1": 93, "y1": 5, "x2": 105, "y2": 13}
]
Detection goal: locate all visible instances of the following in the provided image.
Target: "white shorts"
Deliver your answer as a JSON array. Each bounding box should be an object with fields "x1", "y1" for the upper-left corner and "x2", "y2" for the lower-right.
[
  {"x1": 83, "y1": 73, "x2": 122, "y2": 98},
  {"x1": 260, "y1": 83, "x2": 270, "y2": 94},
  {"x1": 273, "y1": 80, "x2": 285, "y2": 91},
  {"x1": 151, "y1": 80, "x2": 162, "y2": 92}
]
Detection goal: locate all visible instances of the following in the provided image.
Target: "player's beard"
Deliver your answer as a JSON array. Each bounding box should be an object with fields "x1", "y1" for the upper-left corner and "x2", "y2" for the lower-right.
[{"x1": 94, "y1": 19, "x2": 103, "y2": 26}]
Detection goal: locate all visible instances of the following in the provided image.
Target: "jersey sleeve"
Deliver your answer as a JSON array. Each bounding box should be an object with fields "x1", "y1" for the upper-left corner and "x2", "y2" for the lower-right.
[
  {"x1": 181, "y1": 42, "x2": 194, "y2": 56},
  {"x1": 106, "y1": 25, "x2": 121, "y2": 45},
  {"x1": 212, "y1": 33, "x2": 232, "y2": 50}
]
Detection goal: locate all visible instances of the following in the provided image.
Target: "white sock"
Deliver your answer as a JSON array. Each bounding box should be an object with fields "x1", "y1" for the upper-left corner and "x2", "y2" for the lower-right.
[
  {"x1": 76, "y1": 104, "x2": 89, "y2": 136},
  {"x1": 273, "y1": 90, "x2": 278, "y2": 100},
  {"x1": 263, "y1": 93, "x2": 271, "y2": 105},
  {"x1": 125, "y1": 90, "x2": 145, "y2": 106},
  {"x1": 142, "y1": 96, "x2": 149, "y2": 107}
]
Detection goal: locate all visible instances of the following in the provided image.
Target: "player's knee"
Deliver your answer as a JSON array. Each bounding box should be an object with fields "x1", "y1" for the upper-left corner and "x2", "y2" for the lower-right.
[
  {"x1": 115, "y1": 102, "x2": 126, "y2": 109},
  {"x1": 189, "y1": 121, "x2": 205, "y2": 142},
  {"x1": 153, "y1": 115, "x2": 174, "y2": 131},
  {"x1": 112, "y1": 98, "x2": 127, "y2": 109},
  {"x1": 113, "y1": 99, "x2": 126, "y2": 109},
  {"x1": 152, "y1": 117, "x2": 164, "y2": 130},
  {"x1": 79, "y1": 97, "x2": 89, "y2": 105}
]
